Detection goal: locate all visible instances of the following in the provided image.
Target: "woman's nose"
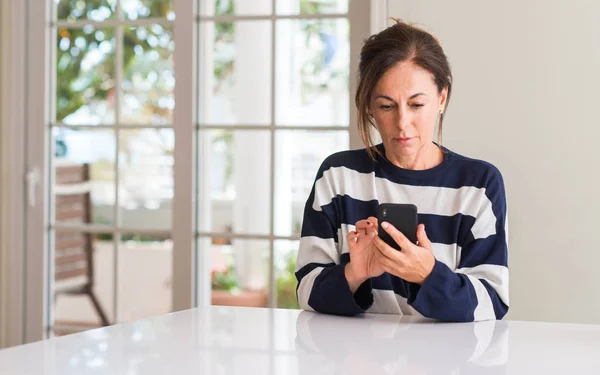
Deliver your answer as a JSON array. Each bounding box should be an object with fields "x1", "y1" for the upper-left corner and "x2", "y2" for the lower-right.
[{"x1": 396, "y1": 108, "x2": 410, "y2": 129}]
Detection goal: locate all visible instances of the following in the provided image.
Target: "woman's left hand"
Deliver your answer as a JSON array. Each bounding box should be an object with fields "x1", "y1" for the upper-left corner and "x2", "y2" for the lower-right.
[{"x1": 373, "y1": 222, "x2": 436, "y2": 285}]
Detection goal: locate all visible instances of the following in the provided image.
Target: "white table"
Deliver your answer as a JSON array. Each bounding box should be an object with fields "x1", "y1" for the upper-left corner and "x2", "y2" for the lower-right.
[{"x1": 1, "y1": 306, "x2": 599, "y2": 374}]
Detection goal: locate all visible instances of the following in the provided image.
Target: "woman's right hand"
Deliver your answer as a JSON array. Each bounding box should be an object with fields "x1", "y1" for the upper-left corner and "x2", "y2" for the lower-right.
[{"x1": 345, "y1": 216, "x2": 385, "y2": 293}]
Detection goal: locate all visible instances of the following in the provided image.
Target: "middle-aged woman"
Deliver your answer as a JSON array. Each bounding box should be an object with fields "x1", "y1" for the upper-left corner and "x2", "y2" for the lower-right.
[{"x1": 295, "y1": 20, "x2": 509, "y2": 322}]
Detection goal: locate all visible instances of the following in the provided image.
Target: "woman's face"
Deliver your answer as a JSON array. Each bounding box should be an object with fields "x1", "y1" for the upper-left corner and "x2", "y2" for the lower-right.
[{"x1": 369, "y1": 61, "x2": 447, "y2": 160}]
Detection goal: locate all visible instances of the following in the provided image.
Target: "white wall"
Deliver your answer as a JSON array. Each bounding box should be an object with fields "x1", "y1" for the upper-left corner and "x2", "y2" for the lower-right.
[{"x1": 388, "y1": 0, "x2": 600, "y2": 324}]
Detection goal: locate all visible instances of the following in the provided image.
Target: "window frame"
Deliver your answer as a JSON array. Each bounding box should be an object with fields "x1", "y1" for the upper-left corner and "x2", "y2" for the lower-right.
[{"x1": 0, "y1": 0, "x2": 380, "y2": 345}]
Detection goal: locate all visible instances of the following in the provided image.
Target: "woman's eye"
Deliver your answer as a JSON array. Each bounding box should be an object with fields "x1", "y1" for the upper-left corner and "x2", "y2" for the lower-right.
[
  {"x1": 380, "y1": 105, "x2": 393, "y2": 111},
  {"x1": 411, "y1": 103, "x2": 425, "y2": 108}
]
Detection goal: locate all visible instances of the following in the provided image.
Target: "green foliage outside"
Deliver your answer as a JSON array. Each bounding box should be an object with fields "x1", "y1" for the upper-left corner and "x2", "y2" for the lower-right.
[
  {"x1": 57, "y1": 0, "x2": 174, "y2": 123},
  {"x1": 276, "y1": 251, "x2": 300, "y2": 309}
]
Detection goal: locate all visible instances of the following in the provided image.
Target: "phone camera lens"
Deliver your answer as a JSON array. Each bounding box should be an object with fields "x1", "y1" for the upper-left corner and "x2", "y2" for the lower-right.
[{"x1": 383, "y1": 209, "x2": 387, "y2": 217}]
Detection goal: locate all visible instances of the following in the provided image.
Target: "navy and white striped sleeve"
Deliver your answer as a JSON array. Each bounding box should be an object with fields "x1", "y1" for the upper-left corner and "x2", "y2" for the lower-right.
[
  {"x1": 409, "y1": 167, "x2": 509, "y2": 322},
  {"x1": 295, "y1": 159, "x2": 373, "y2": 316}
]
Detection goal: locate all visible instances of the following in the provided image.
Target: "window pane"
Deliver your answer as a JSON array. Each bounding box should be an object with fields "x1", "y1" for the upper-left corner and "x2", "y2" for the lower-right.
[
  {"x1": 196, "y1": 130, "x2": 271, "y2": 235},
  {"x1": 199, "y1": 0, "x2": 271, "y2": 16},
  {"x1": 122, "y1": 0, "x2": 175, "y2": 20},
  {"x1": 122, "y1": 25, "x2": 174, "y2": 125},
  {"x1": 275, "y1": 18, "x2": 350, "y2": 126},
  {"x1": 277, "y1": 0, "x2": 348, "y2": 15},
  {"x1": 57, "y1": 27, "x2": 116, "y2": 125},
  {"x1": 54, "y1": 128, "x2": 116, "y2": 226},
  {"x1": 52, "y1": 230, "x2": 115, "y2": 333},
  {"x1": 118, "y1": 129, "x2": 173, "y2": 230},
  {"x1": 56, "y1": 0, "x2": 116, "y2": 22},
  {"x1": 198, "y1": 21, "x2": 272, "y2": 125},
  {"x1": 274, "y1": 130, "x2": 348, "y2": 236},
  {"x1": 274, "y1": 240, "x2": 299, "y2": 309},
  {"x1": 118, "y1": 234, "x2": 172, "y2": 322},
  {"x1": 207, "y1": 238, "x2": 269, "y2": 308},
  {"x1": 52, "y1": 232, "x2": 173, "y2": 330}
]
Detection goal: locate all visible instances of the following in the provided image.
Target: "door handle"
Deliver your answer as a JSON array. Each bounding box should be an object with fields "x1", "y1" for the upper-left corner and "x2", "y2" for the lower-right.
[{"x1": 26, "y1": 167, "x2": 39, "y2": 207}]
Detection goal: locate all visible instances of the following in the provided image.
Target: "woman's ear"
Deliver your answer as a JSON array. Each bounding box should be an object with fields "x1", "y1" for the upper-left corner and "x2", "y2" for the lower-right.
[{"x1": 439, "y1": 86, "x2": 449, "y2": 110}]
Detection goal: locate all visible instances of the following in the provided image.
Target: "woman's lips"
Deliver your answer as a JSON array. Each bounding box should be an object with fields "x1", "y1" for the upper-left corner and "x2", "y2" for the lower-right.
[{"x1": 394, "y1": 137, "x2": 414, "y2": 144}]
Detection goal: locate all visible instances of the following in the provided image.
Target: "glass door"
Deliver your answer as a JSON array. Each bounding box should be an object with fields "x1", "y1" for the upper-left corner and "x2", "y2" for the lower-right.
[
  {"x1": 47, "y1": 0, "x2": 177, "y2": 336},
  {"x1": 194, "y1": 0, "x2": 352, "y2": 309},
  {"x1": 22, "y1": 0, "x2": 370, "y2": 341}
]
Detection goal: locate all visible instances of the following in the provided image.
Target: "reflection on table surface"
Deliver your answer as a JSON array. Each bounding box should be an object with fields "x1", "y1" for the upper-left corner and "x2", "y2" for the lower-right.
[{"x1": 1, "y1": 306, "x2": 599, "y2": 374}]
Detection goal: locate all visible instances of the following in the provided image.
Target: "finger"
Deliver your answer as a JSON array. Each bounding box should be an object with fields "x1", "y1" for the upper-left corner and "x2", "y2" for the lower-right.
[
  {"x1": 380, "y1": 221, "x2": 414, "y2": 252},
  {"x1": 347, "y1": 230, "x2": 359, "y2": 244},
  {"x1": 416, "y1": 224, "x2": 432, "y2": 248},
  {"x1": 347, "y1": 231, "x2": 355, "y2": 243},
  {"x1": 356, "y1": 219, "x2": 377, "y2": 235},
  {"x1": 367, "y1": 216, "x2": 379, "y2": 227},
  {"x1": 355, "y1": 219, "x2": 370, "y2": 229},
  {"x1": 374, "y1": 248, "x2": 404, "y2": 277},
  {"x1": 348, "y1": 229, "x2": 376, "y2": 247},
  {"x1": 373, "y1": 236, "x2": 406, "y2": 262},
  {"x1": 359, "y1": 228, "x2": 376, "y2": 242}
]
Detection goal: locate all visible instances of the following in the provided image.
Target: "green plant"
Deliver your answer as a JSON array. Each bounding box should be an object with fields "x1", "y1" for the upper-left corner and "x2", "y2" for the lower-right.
[
  {"x1": 276, "y1": 252, "x2": 300, "y2": 309},
  {"x1": 95, "y1": 232, "x2": 113, "y2": 241},
  {"x1": 212, "y1": 264, "x2": 242, "y2": 292},
  {"x1": 93, "y1": 230, "x2": 169, "y2": 242},
  {"x1": 211, "y1": 130, "x2": 234, "y2": 189},
  {"x1": 56, "y1": 0, "x2": 173, "y2": 122},
  {"x1": 213, "y1": 0, "x2": 235, "y2": 90}
]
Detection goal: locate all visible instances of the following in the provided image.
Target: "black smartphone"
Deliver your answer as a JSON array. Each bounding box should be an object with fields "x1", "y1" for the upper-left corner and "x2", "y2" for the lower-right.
[{"x1": 377, "y1": 203, "x2": 418, "y2": 250}]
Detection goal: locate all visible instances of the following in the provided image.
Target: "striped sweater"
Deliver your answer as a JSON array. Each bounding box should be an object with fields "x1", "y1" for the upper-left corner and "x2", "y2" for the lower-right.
[{"x1": 295, "y1": 143, "x2": 509, "y2": 322}]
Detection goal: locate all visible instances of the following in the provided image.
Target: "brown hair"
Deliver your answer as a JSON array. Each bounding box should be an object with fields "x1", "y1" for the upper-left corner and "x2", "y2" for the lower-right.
[{"x1": 355, "y1": 18, "x2": 453, "y2": 160}]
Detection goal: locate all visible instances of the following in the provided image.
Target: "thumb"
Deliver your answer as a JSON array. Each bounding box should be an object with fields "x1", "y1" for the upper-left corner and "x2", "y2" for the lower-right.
[{"x1": 416, "y1": 224, "x2": 431, "y2": 248}]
